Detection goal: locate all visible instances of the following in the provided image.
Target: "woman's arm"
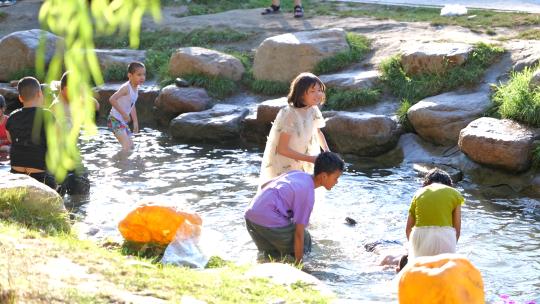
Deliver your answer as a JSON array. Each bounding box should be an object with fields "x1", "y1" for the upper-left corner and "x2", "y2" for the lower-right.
[
  {"x1": 317, "y1": 129, "x2": 330, "y2": 152},
  {"x1": 130, "y1": 106, "x2": 139, "y2": 133},
  {"x1": 294, "y1": 223, "x2": 305, "y2": 264},
  {"x1": 109, "y1": 86, "x2": 130, "y2": 122},
  {"x1": 276, "y1": 132, "x2": 317, "y2": 163},
  {"x1": 405, "y1": 214, "x2": 415, "y2": 240},
  {"x1": 452, "y1": 205, "x2": 461, "y2": 242}
]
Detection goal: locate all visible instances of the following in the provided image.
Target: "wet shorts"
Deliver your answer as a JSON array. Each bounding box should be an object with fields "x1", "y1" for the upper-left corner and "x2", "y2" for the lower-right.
[{"x1": 107, "y1": 115, "x2": 132, "y2": 137}]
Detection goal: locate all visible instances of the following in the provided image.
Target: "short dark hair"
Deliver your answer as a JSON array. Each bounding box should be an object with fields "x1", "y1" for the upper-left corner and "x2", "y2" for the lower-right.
[
  {"x1": 287, "y1": 72, "x2": 326, "y2": 108},
  {"x1": 314, "y1": 152, "x2": 345, "y2": 176},
  {"x1": 18, "y1": 77, "x2": 41, "y2": 101},
  {"x1": 128, "y1": 61, "x2": 145, "y2": 74},
  {"x1": 60, "y1": 71, "x2": 69, "y2": 90},
  {"x1": 423, "y1": 168, "x2": 453, "y2": 187},
  {"x1": 397, "y1": 254, "x2": 408, "y2": 272},
  {"x1": 0, "y1": 94, "x2": 5, "y2": 108}
]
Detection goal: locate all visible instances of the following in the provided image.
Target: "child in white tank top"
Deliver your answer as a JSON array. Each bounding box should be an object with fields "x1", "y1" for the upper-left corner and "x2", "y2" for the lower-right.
[{"x1": 107, "y1": 62, "x2": 146, "y2": 154}]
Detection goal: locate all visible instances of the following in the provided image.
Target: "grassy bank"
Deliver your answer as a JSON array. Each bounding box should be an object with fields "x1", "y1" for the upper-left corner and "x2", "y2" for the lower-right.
[
  {"x1": 0, "y1": 221, "x2": 330, "y2": 303},
  {"x1": 94, "y1": 28, "x2": 253, "y2": 82}
]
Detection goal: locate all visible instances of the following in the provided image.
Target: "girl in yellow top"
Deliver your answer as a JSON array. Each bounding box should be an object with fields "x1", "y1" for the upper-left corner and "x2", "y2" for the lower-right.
[
  {"x1": 259, "y1": 72, "x2": 330, "y2": 186},
  {"x1": 405, "y1": 168, "x2": 464, "y2": 259}
]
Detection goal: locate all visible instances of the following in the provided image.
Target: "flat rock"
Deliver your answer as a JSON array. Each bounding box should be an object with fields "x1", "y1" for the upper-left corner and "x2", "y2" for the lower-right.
[
  {"x1": 95, "y1": 49, "x2": 146, "y2": 74},
  {"x1": 253, "y1": 28, "x2": 349, "y2": 82},
  {"x1": 169, "y1": 47, "x2": 245, "y2": 81},
  {"x1": 240, "y1": 112, "x2": 270, "y2": 147},
  {"x1": 154, "y1": 85, "x2": 210, "y2": 126},
  {"x1": 245, "y1": 263, "x2": 333, "y2": 297},
  {"x1": 530, "y1": 69, "x2": 540, "y2": 88},
  {"x1": 507, "y1": 40, "x2": 540, "y2": 72},
  {"x1": 400, "y1": 42, "x2": 473, "y2": 75},
  {"x1": 93, "y1": 83, "x2": 160, "y2": 124},
  {"x1": 256, "y1": 97, "x2": 288, "y2": 124},
  {"x1": 324, "y1": 111, "x2": 400, "y2": 156},
  {"x1": 170, "y1": 104, "x2": 249, "y2": 143},
  {"x1": 458, "y1": 117, "x2": 536, "y2": 172},
  {"x1": 407, "y1": 90, "x2": 491, "y2": 146},
  {"x1": 0, "y1": 29, "x2": 64, "y2": 81},
  {"x1": 319, "y1": 70, "x2": 380, "y2": 90}
]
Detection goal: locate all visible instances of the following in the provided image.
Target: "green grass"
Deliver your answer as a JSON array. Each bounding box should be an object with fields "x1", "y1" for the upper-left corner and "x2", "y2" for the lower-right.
[
  {"x1": 94, "y1": 28, "x2": 252, "y2": 82},
  {"x1": 380, "y1": 43, "x2": 504, "y2": 102},
  {"x1": 324, "y1": 87, "x2": 381, "y2": 110},
  {"x1": 0, "y1": 12, "x2": 6, "y2": 22},
  {"x1": 517, "y1": 29, "x2": 540, "y2": 40},
  {"x1": 0, "y1": 221, "x2": 331, "y2": 303},
  {"x1": 7, "y1": 67, "x2": 41, "y2": 82},
  {"x1": 491, "y1": 66, "x2": 540, "y2": 127},
  {"x1": 313, "y1": 33, "x2": 370, "y2": 75},
  {"x1": 183, "y1": 73, "x2": 238, "y2": 99},
  {"x1": 396, "y1": 99, "x2": 414, "y2": 132},
  {"x1": 532, "y1": 143, "x2": 540, "y2": 170},
  {"x1": 103, "y1": 64, "x2": 128, "y2": 81},
  {"x1": 311, "y1": 2, "x2": 540, "y2": 32},
  {"x1": 0, "y1": 188, "x2": 70, "y2": 234}
]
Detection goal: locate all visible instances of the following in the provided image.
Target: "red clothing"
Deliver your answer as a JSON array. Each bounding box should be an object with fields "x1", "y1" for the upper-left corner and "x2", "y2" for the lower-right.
[{"x1": 0, "y1": 115, "x2": 9, "y2": 147}]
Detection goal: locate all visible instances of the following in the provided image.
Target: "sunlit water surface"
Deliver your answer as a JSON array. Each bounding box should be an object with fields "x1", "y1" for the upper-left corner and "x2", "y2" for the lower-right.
[{"x1": 2, "y1": 127, "x2": 539, "y2": 303}]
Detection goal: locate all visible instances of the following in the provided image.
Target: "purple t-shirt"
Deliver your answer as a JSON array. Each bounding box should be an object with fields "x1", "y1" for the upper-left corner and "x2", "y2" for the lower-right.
[{"x1": 245, "y1": 171, "x2": 315, "y2": 228}]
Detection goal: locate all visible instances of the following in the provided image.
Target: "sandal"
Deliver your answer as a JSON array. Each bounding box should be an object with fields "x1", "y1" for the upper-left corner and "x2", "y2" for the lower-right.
[
  {"x1": 294, "y1": 5, "x2": 304, "y2": 18},
  {"x1": 261, "y1": 4, "x2": 280, "y2": 15}
]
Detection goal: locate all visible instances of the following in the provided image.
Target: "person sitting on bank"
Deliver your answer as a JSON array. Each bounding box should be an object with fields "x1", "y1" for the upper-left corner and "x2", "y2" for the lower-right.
[
  {"x1": 0, "y1": 95, "x2": 11, "y2": 152},
  {"x1": 5, "y1": 77, "x2": 57, "y2": 190},
  {"x1": 245, "y1": 151, "x2": 345, "y2": 264}
]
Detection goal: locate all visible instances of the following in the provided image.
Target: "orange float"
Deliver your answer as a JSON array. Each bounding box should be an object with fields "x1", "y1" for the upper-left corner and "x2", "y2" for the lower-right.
[
  {"x1": 399, "y1": 254, "x2": 485, "y2": 304},
  {"x1": 118, "y1": 203, "x2": 202, "y2": 245}
]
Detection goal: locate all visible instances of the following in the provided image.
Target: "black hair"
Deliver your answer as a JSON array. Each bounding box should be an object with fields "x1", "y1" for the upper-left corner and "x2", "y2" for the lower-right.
[
  {"x1": 17, "y1": 77, "x2": 41, "y2": 101},
  {"x1": 128, "y1": 61, "x2": 145, "y2": 74},
  {"x1": 423, "y1": 168, "x2": 453, "y2": 187},
  {"x1": 60, "y1": 71, "x2": 69, "y2": 90},
  {"x1": 314, "y1": 152, "x2": 345, "y2": 176},
  {"x1": 0, "y1": 94, "x2": 5, "y2": 108},
  {"x1": 287, "y1": 72, "x2": 326, "y2": 108}
]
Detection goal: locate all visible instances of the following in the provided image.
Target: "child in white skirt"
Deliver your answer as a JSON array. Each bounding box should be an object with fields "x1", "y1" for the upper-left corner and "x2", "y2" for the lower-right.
[{"x1": 405, "y1": 168, "x2": 464, "y2": 260}]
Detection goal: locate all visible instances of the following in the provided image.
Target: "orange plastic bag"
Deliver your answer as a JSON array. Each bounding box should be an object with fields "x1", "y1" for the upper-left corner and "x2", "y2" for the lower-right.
[{"x1": 118, "y1": 204, "x2": 202, "y2": 245}]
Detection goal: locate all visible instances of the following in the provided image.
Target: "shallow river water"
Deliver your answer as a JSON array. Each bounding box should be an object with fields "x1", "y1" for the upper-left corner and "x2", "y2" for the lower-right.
[{"x1": 4, "y1": 127, "x2": 540, "y2": 302}]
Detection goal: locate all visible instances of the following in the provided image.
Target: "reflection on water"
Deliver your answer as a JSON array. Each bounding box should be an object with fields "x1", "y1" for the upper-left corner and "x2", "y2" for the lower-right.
[{"x1": 2, "y1": 127, "x2": 539, "y2": 302}]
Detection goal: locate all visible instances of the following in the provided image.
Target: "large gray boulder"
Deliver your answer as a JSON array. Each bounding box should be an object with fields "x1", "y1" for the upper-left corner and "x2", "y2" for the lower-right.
[
  {"x1": 253, "y1": 28, "x2": 349, "y2": 83},
  {"x1": 508, "y1": 40, "x2": 540, "y2": 72},
  {"x1": 0, "y1": 172, "x2": 68, "y2": 230},
  {"x1": 458, "y1": 117, "x2": 536, "y2": 172},
  {"x1": 0, "y1": 29, "x2": 64, "y2": 81},
  {"x1": 407, "y1": 90, "x2": 491, "y2": 146},
  {"x1": 319, "y1": 70, "x2": 380, "y2": 90},
  {"x1": 169, "y1": 47, "x2": 245, "y2": 81},
  {"x1": 256, "y1": 97, "x2": 287, "y2": 124},
  {"x1": 95, "y1": 49, "x2": 146, "y2": 74},
  {"x1": 324, "y1": 112, "x2": 400, "y2": 156},
  {"x1": 400, "y1": 42, "x2": 473, "y2": 75},
  {"x1": 154, "y1": 85, "x2": 210, "y2": 126},
  {"x1": 170, "y1": 104, "x2": 249, "y2": 143},
  {"x1": 93, "y1": 83, "x2": 160, "y2": 124}
]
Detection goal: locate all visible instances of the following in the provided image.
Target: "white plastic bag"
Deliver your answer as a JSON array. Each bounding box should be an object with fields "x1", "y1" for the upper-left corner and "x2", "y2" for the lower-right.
[
  {"x1": 161, "y1": 223, "x2": 209, "y2": 268},
  {"x1": 440, "y1": 4, "x2": 468, "y2": 16}
]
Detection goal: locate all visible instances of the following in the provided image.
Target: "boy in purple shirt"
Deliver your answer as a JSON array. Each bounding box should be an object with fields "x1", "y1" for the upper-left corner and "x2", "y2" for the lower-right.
[{"x1": 245, "y1": 152, "x2": 345, "y2": 264}]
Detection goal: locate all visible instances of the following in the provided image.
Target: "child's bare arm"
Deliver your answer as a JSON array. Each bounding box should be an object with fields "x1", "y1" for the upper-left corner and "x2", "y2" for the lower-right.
[
  {"x1": 294, "y1": 224, "x2": 305, "y2": 264},
  {"x1": 276, "y1": 132, "x2": 317, "y2": 163},
  {"x1": 405, "y1": 214, "x2": 415, "y2": 240},
  {"x1": 452, "y1": 205, "x2": 461, "y2": 241},
  {"x1": 131, "y1": 106, "x2": 139, "y2": 133},
  {"x1": 109, "y1": 86, "x2": 130, "y2": 121},
  {"x1": 317, "y1": 128, "x2": 330, "y2": 152}
]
